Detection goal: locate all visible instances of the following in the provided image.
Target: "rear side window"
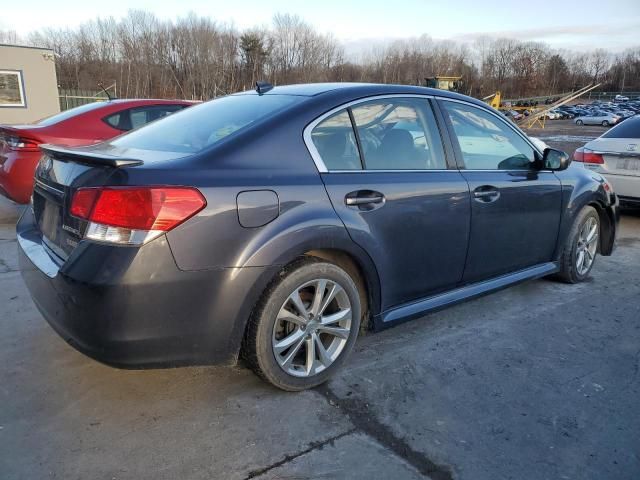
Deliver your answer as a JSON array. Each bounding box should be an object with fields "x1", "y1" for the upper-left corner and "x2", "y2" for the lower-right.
[
  {"x1": 442, "y1": 101, "x2": 535, "y2": 170},
  {"x1": 309, "y1": 97, "x2": 446, "y2": 171},
  {"x1": 111, "y1": 94, "x2": 302, "y2": 154},
  {"x1": 310, "y1": 110, "x2": 361, "y2": 170},
  {"x1": 602, "y1": 116, "x2": 640, "y2": 138},
  {"x1": 351, "y1": 99, "x2": 446, "y2": 170}
]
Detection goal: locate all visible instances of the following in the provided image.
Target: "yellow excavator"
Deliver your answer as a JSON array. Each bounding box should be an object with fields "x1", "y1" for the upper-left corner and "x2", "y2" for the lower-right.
[{"x1": 483, "y1": 91, "x2": 502, "y2": 109}]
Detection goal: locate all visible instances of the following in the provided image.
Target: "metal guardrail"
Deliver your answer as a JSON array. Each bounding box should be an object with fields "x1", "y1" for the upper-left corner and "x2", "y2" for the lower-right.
[{"x1": 585, "y1": 91, "x2": 640, "y2": 101}]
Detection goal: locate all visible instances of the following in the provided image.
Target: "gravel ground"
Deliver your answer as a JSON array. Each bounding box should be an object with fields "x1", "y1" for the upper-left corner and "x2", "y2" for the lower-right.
[
  {"x1": 523, "y1": 118, "x2": 608, "y2": 155},
  {"x1": 1, "y1": 211, "x2": 639, "y2": 479}
]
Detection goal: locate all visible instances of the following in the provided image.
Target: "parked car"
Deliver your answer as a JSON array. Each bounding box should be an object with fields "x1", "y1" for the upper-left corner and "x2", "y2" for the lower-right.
[
  {"x1": 614, "y1": 95, "x2": 630, "y2": 102},
  {"x1": 17, "y1": 83, "x2": 619, "y2": 391},
  {"x1": 551, "y1": 109, "x2": 574, "y2": 119},
  {"x1": 503, "y1": 110, "x2": 523, "y2": 121},
  {"x1": 0, "y1": 99, "x2": 194, "y2": 204},
  {"x1": 574, "y1": 115, "x2": 640, "y2": 207},
  {"x1": 544, "y1": 110, "x2": 561, "y2": 120},
  {"x1": 574, "y1": 111, "x2": 621, "y2": 127}
]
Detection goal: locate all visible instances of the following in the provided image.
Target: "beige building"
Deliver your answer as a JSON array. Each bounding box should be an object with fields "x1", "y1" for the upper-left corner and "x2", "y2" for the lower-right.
[{"x1": 0, "y1": 44, "x2": 60, "y2": 124}]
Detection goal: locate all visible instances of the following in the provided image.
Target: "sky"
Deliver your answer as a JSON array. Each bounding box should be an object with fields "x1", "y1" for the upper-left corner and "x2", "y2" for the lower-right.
[{"x1": 2, "y1": 0, "x2": 640, "y2": 53}]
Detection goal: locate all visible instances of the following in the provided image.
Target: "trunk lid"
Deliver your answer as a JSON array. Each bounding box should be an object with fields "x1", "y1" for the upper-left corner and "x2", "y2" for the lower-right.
[
  {"x1": 32, "y1": 145, "x2": 143, "y2": 261},
  {"x1": 588, "y1": 137, "x2": 640, "y2": 177}
]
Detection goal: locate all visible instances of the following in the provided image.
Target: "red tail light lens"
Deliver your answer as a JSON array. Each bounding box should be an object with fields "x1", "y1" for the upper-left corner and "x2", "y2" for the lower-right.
[
  {"x1": 1, "y1": 134, "x2": 41, "y2": 151},
  {"x1": 573, "y1": 147, "x2": 604, "y2": 164},
  {"x1": 71, "y1": 186, "x2": 206, "y2": 231}
]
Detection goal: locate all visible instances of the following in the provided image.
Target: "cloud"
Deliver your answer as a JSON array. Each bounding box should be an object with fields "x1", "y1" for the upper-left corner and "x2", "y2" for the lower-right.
[{"x1": 456, "y1": 22, "x2": 640, "y2": 43}]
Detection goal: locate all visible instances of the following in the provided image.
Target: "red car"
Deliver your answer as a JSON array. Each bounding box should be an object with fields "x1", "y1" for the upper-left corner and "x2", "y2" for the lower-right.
[{"x1": 0, "y1": 99, "x2": 193, "y2": 204}]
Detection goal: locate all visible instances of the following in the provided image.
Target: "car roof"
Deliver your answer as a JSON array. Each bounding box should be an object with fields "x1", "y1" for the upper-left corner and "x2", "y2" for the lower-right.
[
  {"x1": 233, "y1": 82, "x2": 483, "y2": 105},
  {"x1": 107, "y1": 99, "x2": 196, "y2": 105}
]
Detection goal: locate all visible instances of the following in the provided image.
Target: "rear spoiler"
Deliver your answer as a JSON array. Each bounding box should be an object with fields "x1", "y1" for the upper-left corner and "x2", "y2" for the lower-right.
[{"x1": 40, "y1": 145, "x2": 143, "y2": 168}]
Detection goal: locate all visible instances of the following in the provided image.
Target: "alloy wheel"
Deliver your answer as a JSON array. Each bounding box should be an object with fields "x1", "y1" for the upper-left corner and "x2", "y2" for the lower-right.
[
  {"x1": 576, "y1": 216, "x2": 598, "y2": 275},
  {"x1": 272, "y1": 279, "x2": 352, "y2": 377}
]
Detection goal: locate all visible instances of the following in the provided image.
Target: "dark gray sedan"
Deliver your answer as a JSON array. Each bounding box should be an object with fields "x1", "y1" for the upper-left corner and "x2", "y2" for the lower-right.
[{"x1": 18, "y1": 83, "x2": 619, "y2": 390}]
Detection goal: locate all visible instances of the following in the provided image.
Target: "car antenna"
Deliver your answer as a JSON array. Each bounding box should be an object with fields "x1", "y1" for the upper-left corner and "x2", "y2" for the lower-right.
[
  {"x1": 98, "y1": 83, "x2": 115, "y2": 101},
  {"x1": 255, "y1": 81, "x2": 273, "y2": 95}
]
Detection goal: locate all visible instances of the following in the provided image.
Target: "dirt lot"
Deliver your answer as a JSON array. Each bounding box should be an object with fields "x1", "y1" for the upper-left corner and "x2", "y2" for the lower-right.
[{"x1": 523, "y1": 118, "x2": 608, "y2": 156}]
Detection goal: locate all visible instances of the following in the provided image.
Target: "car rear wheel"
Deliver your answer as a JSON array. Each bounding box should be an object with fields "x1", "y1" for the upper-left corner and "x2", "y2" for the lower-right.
[
  {"x1": 602, "y1": 120, "x2": 609, "y2": 126},
  {"x1": 576, "y1": 119, "x2": 583, "y2": 125},
  {"x1": 243, "y1": 258, "x2": 361, "y2": 391},
  {"x1": 557, "y1": 206, "x2": 600, "y2": 283}
]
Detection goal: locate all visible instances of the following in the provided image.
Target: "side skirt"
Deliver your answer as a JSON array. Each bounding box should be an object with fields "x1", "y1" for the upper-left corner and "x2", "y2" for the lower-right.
[{"x1": 374, "y1": 262, "x2": 559, "y2": 329}]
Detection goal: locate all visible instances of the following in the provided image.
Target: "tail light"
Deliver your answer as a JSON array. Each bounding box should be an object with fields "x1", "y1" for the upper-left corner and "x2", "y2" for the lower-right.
[
  {"x1": 70, "y1": 186, "x2": 206, "y2": 245},
  {"x1": 1, "y1": 134, "x2": 41, "y2": 152},
  {"x1": 573, "y1": 147, "x2": 604, "y2": 165}
]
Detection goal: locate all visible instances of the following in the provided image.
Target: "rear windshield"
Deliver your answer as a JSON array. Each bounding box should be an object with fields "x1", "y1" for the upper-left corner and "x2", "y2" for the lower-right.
[
  {"x1": 110, "y1": 94, "x2": 303, "y2": 154},
  {"x1": 601, "y1": 116, "x2": 640, "y2": 138},
  {"x1": 37, "y1": 102, "x2": 108, "y2": 126}
]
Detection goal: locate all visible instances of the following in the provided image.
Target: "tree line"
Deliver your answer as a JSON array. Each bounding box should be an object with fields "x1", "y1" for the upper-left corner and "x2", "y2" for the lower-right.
[{"x1": 2, "y1": 11, "x2": 639, "y2": 101}]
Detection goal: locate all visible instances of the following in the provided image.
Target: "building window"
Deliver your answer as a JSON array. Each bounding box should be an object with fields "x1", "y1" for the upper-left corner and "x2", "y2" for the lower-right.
[{"x1": 0, "y1": 70, "x2": 26, "y2": 107}]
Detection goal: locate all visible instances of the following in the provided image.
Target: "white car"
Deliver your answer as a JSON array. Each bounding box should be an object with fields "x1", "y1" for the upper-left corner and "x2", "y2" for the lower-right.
[
  {"x1": 574, "y1": 111, "x2": 621, "y2": 127},
  {"x1": 574, "y1": 115, "x2": 640, "y2": 207},
  {"x1": 615, "y1": 94, "x2": 630, "y2": 102}
]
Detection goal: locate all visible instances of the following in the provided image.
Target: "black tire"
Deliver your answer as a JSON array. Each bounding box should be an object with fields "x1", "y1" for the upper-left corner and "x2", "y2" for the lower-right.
[
  {"x1": 556, "y1": 206, "x2": 600, "y2": 283},
  {"x1": 602, "y1": 120, "x2": 609, "y2": 126},
  {"x1": 243, "y1": 257, "x2": 361, "y2": 391},
  {"x1": 576, "y1": 119, "x2": 584, "y2": 125}
]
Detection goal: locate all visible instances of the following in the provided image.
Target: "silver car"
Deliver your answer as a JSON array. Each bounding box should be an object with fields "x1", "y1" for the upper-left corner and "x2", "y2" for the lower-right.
[
  {"x1": 574, "y1": 115, "x2": 640, "y2": 207},
  {"x1": 574, "y1": 111, "x2": 621, "y2": 127}
]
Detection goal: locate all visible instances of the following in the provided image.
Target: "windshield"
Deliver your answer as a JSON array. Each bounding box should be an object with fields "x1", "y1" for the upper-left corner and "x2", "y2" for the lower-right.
[
  {"x1": 111, "y1": 94, "x2": 303, "y2": 154},
  {"x1": 37, "y1": 102, "x2": 108, "y2": 126}
]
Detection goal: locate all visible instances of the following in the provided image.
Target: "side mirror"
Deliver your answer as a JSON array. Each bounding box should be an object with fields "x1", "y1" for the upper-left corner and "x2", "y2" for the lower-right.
[{"x1": 542, "y1": 148, "x2": 571, "y2": 171}]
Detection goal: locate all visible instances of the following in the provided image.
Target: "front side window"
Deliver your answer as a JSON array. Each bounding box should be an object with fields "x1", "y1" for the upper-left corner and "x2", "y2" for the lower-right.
[
  {"x1": 442, "y1": 101, "x2": 536, "y2": 170},
  {"x1": 351, "y1": 99, "x2": 446, "y2": 170}
]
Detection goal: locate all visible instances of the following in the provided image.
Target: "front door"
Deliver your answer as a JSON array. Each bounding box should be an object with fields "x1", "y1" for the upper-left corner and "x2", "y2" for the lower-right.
[
  {"x1": 307, "y1": 97, "x2": 471, "y2": 311},
  {"x1": 438, "y1": 99, "x2": 562, "y2": 283}
]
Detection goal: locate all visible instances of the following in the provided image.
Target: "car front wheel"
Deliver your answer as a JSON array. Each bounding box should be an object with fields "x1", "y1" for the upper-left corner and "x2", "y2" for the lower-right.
[
  {"x1": 576, "y1": 119, "x2": 583, "y2": 125},
  {"x1": 602, "y1": 120, "x2": 610, "y2": 126},
  {"x1": 244, "y1": 258, "x2": 361, "y2": 391},
  {"x1": 557, "y1": 206, "x2": 600, "y2": 283}
]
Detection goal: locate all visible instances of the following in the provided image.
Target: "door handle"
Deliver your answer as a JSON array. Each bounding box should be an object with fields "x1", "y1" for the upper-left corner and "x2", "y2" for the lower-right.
[
  {"x1": 345, "y1": 195, "x2": 384, "y2": 206},
  {"x1": 345, "y1": 191, "x2": 385, "y2": 209},
  {"x1": 473, "y1": 186, "x2": 500, "y2": 203}
]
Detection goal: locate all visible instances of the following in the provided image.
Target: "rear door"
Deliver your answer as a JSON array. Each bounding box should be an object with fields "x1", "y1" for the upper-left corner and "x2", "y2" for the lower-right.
[
  {"x1": 438, "y1": 99, "x2": 562, "y2": 284},
  {"x1": 307, "y1": 96, "x2": 470, "y2": 311}
]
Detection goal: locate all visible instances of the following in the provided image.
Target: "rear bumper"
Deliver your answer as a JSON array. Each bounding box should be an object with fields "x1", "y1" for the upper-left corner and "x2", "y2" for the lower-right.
[
  {"x1": 605, "y1": 174, "x2": 640, "y2": 205},
  {"x1": 0, "y1": 150, "x2": 40, "y2": 204},
  {"x1": 17, "y1": 208, "x2": 278, "y2": 368}
]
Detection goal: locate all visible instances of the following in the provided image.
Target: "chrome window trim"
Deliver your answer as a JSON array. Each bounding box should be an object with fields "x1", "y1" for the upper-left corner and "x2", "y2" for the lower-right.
[
  {"x1": 303, "y1": 94, "x2": 435, "y2": 173},
  {"x1": 439, "y1": 97, "x2": 546, "y2": 159},
  {"x1": 34, "y1": 178, "x2": 64, "y2": 195}
]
